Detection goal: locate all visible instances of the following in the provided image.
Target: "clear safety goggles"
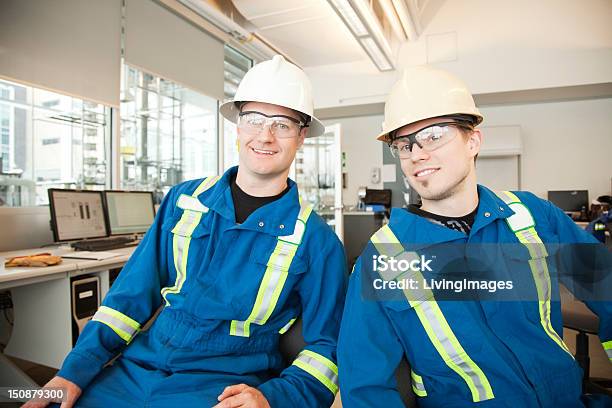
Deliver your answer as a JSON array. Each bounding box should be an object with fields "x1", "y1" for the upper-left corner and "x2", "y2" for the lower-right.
[
  {"x1": 237, "y1": 111, "x2": 307, "y2": 139},
  {"x1": 388, "y1": 122, "x2": 473, "y2": 159}
]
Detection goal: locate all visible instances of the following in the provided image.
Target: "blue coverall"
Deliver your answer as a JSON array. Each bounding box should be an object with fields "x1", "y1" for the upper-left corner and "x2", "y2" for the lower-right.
[
  {"x1": 338, "y1": 185, "x2": 611, "y2": 407},
  {"x1": 57, "y1": 166, "x2": 347, "y2": 407}
]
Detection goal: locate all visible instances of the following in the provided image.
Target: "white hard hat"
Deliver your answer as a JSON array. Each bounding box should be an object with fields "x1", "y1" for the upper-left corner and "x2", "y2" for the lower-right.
[
  {"x1": 220, "y1": 55, "x2": 325, "y2": 138},
  {"x1": 377, "y1": 66, "x2": 483, "y2": 142}
]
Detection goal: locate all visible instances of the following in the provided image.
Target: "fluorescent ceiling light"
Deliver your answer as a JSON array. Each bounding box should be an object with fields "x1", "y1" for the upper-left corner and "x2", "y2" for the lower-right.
[
  {"x1": 327, "y1": 0, "x2": 395, "y2": 71},
  {"x1": 378, "y1": 0, "x2": 406, "y2": 40},
  {"x1": 328, "y1": 0, "x2": 369, "y2": 36},
  {"x1": 360, "y1": 37, "x2": 393, "y2": 71},
  {"x1": 391, "y1": 0, "x2": 417, "y2": 41},
  {"x1": 352, "y1": 0, "x2": 392, "y2": 54}
]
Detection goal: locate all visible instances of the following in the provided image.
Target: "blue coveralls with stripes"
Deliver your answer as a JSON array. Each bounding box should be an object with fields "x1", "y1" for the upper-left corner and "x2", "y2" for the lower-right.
[
  {"x1": 338, "y1": 185, "x2": 611, "y2": 407},
  {"x1": 57, "y1": 166, "x2": 347, "y2": 407}
]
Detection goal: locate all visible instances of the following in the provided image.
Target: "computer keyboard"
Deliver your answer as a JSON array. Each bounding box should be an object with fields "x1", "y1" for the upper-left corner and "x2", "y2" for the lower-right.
[{"x1": 71, "y1": 236, "x2": 138, "y2": 252}]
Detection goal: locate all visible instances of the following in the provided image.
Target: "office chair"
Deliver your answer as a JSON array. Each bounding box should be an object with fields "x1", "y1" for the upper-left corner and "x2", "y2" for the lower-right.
[{"x1": 562, "y1": 296, "x2": 612, "y2": 396}]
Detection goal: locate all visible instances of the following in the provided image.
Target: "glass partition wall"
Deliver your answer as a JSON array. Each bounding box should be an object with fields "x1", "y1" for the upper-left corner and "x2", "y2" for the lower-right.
[{"x1": 119, "y1": 64, "x2": 218, "y2": 200}]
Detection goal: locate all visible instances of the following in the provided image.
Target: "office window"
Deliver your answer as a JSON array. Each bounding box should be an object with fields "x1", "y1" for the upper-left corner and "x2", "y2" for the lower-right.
[
  {"x1": 119, "y1": 63, "x2": 218, "y2": 198},
  {"x1": 0, "y1": 79, "x2": 110, "y2": 207},
  {"x1": 42, "y1": 138, "x2": 60, "y2": 145},
  {"x1": 222, "y1": 46, "x2": 252, "y2": 171}
]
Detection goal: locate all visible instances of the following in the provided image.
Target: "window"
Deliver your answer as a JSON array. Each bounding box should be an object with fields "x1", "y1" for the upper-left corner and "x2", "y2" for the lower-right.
[
  {"x1": 0, "y1": 79, "x2": 111, "y2": 207},
  {"x1": 42, "y1": 138, "x2": 60, "y2": 145},
  {"x1": 222, "y1": 46, "x2": 252, "y2": 171},
  {"x1": 119, "y1": 63, "x2": 218, "y2": 197}
]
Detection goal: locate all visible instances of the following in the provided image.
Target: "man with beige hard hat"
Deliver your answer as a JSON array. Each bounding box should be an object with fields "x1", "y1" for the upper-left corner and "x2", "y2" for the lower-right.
[{"x1": 338, "y1": 66, "x2": 611, "y2": 407}]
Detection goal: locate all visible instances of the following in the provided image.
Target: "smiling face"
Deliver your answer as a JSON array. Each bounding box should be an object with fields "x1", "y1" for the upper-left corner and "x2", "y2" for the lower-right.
[
  {"x1": 237, "y1": 101, "x2": 307, "y2": 179},
  {"x1": 395, "y1": 116, "x2": 481, "y2": 202}
]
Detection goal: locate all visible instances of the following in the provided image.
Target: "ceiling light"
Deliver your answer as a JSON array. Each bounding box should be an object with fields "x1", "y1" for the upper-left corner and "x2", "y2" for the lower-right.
[
  {"x1": 379, "y1": 0, "x2": 406, "y2": 40},
  {"x1": 391, "y1": 0, "x2": 417, "y2": 41},
  {"x1": 360, "y1": 37, "x2": 393, "y2": 71},
  {"x1": 327, "y1": 0, "x2": 395, "y2": 71},
  {"x1": 329, "y1": 0, "x2": 369, "y2": 36},
  {"x1": 352, "y1": 0, "x2": 392, "y2": 55}
]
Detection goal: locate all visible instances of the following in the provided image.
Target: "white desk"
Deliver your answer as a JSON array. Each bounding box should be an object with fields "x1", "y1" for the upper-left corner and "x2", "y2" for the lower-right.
[{"x1": 0, "y1": 246, "x2": 136, "y2": 386}]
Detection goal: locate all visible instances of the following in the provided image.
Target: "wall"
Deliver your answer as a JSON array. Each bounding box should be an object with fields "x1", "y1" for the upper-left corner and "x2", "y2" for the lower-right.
[
  {"x1": 307, "y1": 0, "x2": 612, "y2": 109},
  {"x1": 322, "y1": 115, "x2": 384, "y2": 207},
  {"x1": 0, "y1": 207, "x2": 54, "y2": 252},
  {"x1": 324, "y1": 97, "x2": 612, "y2": 208},
  {"x1": 479, "y1": 97, "x2": 612, "y2": 199}
]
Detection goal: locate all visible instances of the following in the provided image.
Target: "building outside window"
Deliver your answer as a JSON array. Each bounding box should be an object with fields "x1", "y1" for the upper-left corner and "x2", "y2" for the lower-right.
[{"x1": 0, "y1": 79, "x2": 110, "y2": 207}]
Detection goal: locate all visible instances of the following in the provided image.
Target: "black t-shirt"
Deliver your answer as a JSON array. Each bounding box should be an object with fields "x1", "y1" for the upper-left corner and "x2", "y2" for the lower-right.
[
  {"x1": 230, "y1": 173, "x2": 290, "y2": 224},
  {"x1": 407, "y1": 204, "x2": 478, "y2": 234}
]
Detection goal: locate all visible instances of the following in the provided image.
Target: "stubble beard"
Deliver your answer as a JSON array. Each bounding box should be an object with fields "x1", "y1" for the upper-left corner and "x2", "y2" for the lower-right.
[{"x1": 415, "y1": 165, "x2": 471, "y2": 202}]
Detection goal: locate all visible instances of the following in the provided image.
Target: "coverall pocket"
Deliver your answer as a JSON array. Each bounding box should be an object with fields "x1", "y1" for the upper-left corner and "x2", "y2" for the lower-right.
[
  {"x1": 502, "y1": 242, "x2": 561, "y2": 326},
  {"x1": 160, "y1": 212, "x2": 210, "y2": 239},
  {"x1": 229, "y1": 247, "x2": 307, "y2": 324},
  {"x1": 160, "y1": 212, "x2": 212, "y2": 297},
  {"x1": 382, "y1": 297, "x2": 489, "y2": 382}
]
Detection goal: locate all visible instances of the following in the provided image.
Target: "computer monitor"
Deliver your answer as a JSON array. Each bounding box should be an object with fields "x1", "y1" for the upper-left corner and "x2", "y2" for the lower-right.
[
  {"x1": 547, "y1": 190, "x2": 589, "y2": 212},
  {"x1": 104, "y1": 191, "x2": 155, "y2": 235},
  {"x1": 363, "y1": 188, "x2": 392, "y2": 208},
  {"x1": 48, "y1": 189, "x2": 108, "y2": 242}
]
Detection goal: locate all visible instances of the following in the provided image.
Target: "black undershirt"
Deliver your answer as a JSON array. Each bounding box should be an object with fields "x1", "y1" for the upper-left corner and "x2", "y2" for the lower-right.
[
  {"x1": 407, "y1": 204, "x2": 478, "y2": 234},
  {"x1": 230, "y1": 173, "x2": 290, "y2": 224}
]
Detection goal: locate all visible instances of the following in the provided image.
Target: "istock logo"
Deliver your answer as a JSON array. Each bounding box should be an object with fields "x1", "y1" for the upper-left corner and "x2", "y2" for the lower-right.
[{"x1": 372, "y1": 254, "x2": 433, "y2": 273}]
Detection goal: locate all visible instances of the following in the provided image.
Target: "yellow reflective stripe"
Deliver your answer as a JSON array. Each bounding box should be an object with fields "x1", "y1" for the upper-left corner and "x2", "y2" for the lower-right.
[
  {"x1": 413, "y1": 300, "x2": 494, "y2": 401},
  {"x1": 498, "y1": 190, "x2": 520, "y2": 204},
  {"x1": 162, "y1": 176, "x2": 218, "y2": 306},
  {"x1": 279, "y1": 318, "x2": 297, "y2": 334},
  {"x1": 193, "y1": 175, "x2": 220, "y2": 196},
  {"x1": 230, "y1": 243, "x2": 295, "y2": 337},
  {"x1": 497, "y1": 191, "x2": 573, "y2": 357},
  {"x1": 528, "y1": 257, "x2": 572, "y2": 355},
  {"x1": 162, "y1": 220, "x2": 199, "y2": 305},
  {"x1": 230, "y1": 204, "x2": 312, "y2": 337},
  {"x1": 229, "y1": 320, "x2": 244, "y2": 337},
  {"x1": 602, "y1": 340, "x2": 612, "y2": 361},
  {"x1": 91, "y1": 306, "x2": 140, "y2": 343},
  {"x1": 411, "y1": 370, "x2": 427, "y2": 397},
  {"x1": 292, "y1": 350, "x2": 339, "y2": 395},
  {"x1": 370, "y1": 225, "x2": 494, "y2": 402}
]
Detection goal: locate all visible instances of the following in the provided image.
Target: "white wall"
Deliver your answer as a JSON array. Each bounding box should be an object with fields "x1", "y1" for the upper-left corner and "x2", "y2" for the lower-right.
[
  {"x1": 479, "y1": 98, "x2": 612, "y2": 199},
  {"x1": 323, "y1": 115, "x2": 384, "y2": 207},
  {"x1": 307, "y1": 0, "x2": 612, "y2": 109},
  {"x1": 321, "y1": 97, "x2": 612, "y2": 207}
]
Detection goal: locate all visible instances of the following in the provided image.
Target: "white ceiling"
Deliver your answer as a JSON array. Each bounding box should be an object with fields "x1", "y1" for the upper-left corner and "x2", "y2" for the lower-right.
[{"x1": 231, "y1": 0, "x2": 368, "y2": 67}]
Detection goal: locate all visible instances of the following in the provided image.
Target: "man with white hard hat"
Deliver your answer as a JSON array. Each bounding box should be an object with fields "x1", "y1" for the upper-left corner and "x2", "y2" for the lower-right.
[
  {"x1": 338, "y1": 66, "x2": 611, "y2": 407},
  {"x1": 27, "y1": 55, "x2": 346, "y2": 408}
]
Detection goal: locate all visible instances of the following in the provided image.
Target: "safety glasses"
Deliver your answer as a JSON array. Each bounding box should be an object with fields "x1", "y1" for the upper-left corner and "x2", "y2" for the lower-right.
[
  {"x1": 238, "y1": 111, "x2": 308, "y2": 139},
  {"x1": 389, "y1": 122, "x2": 473, "y2": 159}
]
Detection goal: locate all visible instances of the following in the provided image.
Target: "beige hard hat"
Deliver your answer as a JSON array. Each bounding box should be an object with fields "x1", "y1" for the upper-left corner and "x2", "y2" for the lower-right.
[
  {"x1": 377, "y1": 66, "x2": 483, "y2": 143},
  {"x1": 220, "y1": 55, "x2": 325, "y2": 138}
]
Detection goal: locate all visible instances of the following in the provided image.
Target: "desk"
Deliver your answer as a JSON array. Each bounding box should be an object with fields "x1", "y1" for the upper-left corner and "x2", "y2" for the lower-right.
[{"x1": 0, "y1": 246, "x2": 135, "y2": 386}]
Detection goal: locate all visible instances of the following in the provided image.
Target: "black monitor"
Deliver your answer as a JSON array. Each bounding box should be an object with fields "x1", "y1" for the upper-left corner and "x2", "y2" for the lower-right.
[
  {"x1": 48, "y1": 189, "x2": 108, "y2": 242},
  {"x1": 103, "y1": 191, "x2": 155, "y2": 235},
  {"x1": 547, "y1": 190, "x2": 589, "y2": 212},
  {"x1": 364, "y1": 188, "x2": 392, "y2": 208}
]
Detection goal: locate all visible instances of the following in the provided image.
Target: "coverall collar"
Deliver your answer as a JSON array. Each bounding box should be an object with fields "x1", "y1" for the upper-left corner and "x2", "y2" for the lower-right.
[
  {"x1": 470, "y1": 184, "x2": 514, "y2": 236},
  {"x1": 388, "y1": 184, "x2": 514, "y2": 249},
  {"x1": 198, "y1": 166, "x2": 302, "y2": 236}
]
